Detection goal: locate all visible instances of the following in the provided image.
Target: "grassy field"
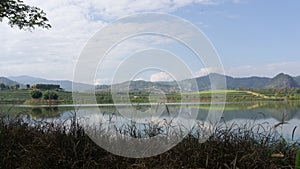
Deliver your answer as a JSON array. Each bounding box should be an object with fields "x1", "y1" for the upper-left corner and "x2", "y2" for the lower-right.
[
  {"x1": 0, "y1": 90, "x2": 73, "y2": 103},
  {"x1": 0, "y1": 89, "x2": 298, "y2": 104}
]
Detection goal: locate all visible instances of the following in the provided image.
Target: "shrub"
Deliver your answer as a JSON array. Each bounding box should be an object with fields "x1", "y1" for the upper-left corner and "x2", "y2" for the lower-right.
[
  {"x1": 43, "y1": 90, "x2": 59, "y2": 100},
  {"x1": 296, "y1": 148, "x2": 300, "y2": 169},
  {"x1": 30, "y1": 89, "x2": 42, "y2": 99}
]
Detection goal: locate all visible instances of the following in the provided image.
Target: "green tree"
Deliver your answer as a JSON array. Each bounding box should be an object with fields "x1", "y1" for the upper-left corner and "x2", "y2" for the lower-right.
[
  {"x1": 30, "y1": 89, "x2": 42, "y2": 99},
  {"x1": 43, "y1": 90, "x2": 58, "y2": 100},
  {"x1": 0, "y1": 83, "x2": 5, "y2": 90},
  {"x1": 43, "y1": 90, "x2": 50, "y2": 100},
  {"x1": 0, "y1": 0, "x2": 51, "y2": 30},
  {"x1": 15, "y1": 84, "x2": 20, "y2": 90}
]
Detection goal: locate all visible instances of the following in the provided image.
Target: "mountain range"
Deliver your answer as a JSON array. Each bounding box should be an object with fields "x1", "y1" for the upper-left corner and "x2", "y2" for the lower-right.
[
  {"x1": 1, "y1": 73, "x2": 299, "y2": 92},
  {"x1": 96, "y1": 73, "x2": 300, "y2": 92},
  {"x1": 3, "y1": 75, "x2": 93, "y2": 91}
]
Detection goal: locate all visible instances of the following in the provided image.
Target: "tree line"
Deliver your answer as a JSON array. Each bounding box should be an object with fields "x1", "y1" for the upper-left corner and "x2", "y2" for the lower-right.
[
  {"x1": 30, "y1": 89, "x2": 58, "y2": 100},
  {"x1": 0, "y1": 83, "x2": 20, "y2": 90}
]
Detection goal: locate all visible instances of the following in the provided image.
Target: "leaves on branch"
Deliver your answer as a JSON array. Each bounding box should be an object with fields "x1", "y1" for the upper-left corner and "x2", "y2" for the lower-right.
[{"x1": 0, "y1": 0, "x2": 51, "y2": 30}]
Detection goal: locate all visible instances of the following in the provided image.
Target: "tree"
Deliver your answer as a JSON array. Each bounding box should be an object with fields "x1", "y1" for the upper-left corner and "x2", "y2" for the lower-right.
[
  {"x1": 0, "y1": 83, "x2": 5, "y2": 90},
  {"x1": 0, "y1": 0, "x2": 51, "y2": 30},
  {"x1": 43, "y1": 90, "x2": 58, "y2": 100},
  {"x1": 49, "y1": 91, "x2": 58, "y2": 100},
  {"x1": 15, "y1": 84, "x2": 20, "y2": 90},
  {"x1": 30, "y1": 89, "x2": 42, "y2": 99}
]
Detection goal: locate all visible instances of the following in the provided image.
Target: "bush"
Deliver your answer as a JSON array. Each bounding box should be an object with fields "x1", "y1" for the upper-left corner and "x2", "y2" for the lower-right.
[
  {"x1": 30, "y1": 89, "x2": 42, "y2": 99},
  {"x1": 0, "y1": 116, "x2": 299, "y2": 169},
  {"x1": 43, "y1": 90, "x2": 58, "y2": 100}
]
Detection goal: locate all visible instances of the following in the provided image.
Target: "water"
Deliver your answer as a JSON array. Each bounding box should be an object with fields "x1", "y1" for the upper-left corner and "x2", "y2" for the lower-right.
[{"x1": 1, "y1": 101, "x2": 300, "y2": 141}]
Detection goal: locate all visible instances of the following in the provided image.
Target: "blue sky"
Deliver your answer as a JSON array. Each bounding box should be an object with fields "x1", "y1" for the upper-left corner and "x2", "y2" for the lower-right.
[
  {"x1": 174, "y1": 0, "x2": 300, "y2": 67},
  {"x1": 0, "y1": 0, "x2": 299, "y2": 84}
]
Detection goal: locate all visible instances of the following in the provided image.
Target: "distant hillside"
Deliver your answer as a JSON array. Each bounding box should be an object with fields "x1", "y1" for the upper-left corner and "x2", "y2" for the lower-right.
[
  {"x1": 180, "y1": 73, "x2": 271, "y2": 91},
  {"x1": 6, "y1": 73, "x2": 300, "y2": 92},
  {"x1": 8, "y1": 75, "x2": 94, "y2": 91},
  {"x1": 96, "y1": 73, "x2": 300, "y2": 93},
  {"x1": 96, "y1": 80, "x2": 180, "y2": 93},
  {"x1": 0, "y1": 77, "x2": 20, "y2": 86},
  {"x1": 294, "y1": 76, "x2": 300, "y2": 85},
  {"x1": 265, "y1": 73, "x2": 299, "y2": 88}
]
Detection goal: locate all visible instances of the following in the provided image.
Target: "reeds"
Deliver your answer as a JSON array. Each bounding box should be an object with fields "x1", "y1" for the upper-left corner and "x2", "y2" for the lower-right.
[{"x1": 0, "y1": 112, "x2": 299, "y2": 169}]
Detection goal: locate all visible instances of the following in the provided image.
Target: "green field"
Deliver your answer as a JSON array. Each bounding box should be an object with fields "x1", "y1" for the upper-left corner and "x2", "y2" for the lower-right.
[
  {"x1": 0, "y1": 89, "x2": 299, "y2": 104},
  {"x1": 0, "y1": 90, "x2": 73, "y2": 103}
]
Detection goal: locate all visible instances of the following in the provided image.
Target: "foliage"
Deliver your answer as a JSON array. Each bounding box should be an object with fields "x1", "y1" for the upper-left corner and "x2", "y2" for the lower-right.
[
  {"x1": 33, "y1": 84, "x2": 60, "y2": 90},
  {"x1": 0, "y1": 114, "x2": 299, "y2": 168},
  {"x1": 0, "y1": 83, "x2": 6, "y2": 90},
  {"x1": 29, "y1": 89, "x2": 42, "y2": 99},
  {"x1": 43, "y1": 90, "x2": 59, "y2": 100},
  {"x1": 296, "y1": 148, "x2": 300, "y2": 169},
  {"x1": 0, "y1": 0, "x2": 51, "y2": 30},
  {"x1": 0, "y1": 83, "x2": 21, "y2": 90},
  {"x1": 0, "y1": 90, "x2": 72, "y2": 104}
]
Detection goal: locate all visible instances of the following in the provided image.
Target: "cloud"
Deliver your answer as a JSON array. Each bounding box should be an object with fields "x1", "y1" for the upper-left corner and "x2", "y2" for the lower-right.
[
  {"x1": 150, "y1": 72, "x2": 173, "y2": 82},
  {"x1": 89, "y1": 0, "x2": 218, "y2": 19},
  {"x1": 94, "y1": 78, "x2": 112, "y2": 85},
  {"x1": 226, "y1": 61, "x2": 300, "y2": 77},
  {"x1": 1, "y1": 0, "x2": 218, "y2": 80},
  {"x1": 193, "y1": 61, "x2": 300, "y2": 78},
  {"x1": 0, "y1": 0, "x2": 107, "y2": 80},
  {"x1": 231, "y1": 0, "x2": 247, "y2": 4},
  {"x1": 195, "y1": 67, "x2": 224, "y2": 77}
]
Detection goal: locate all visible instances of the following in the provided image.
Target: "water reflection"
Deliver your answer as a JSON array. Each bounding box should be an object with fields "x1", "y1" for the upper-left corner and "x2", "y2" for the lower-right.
[{"x1": 1, "y1": 101, "x2": 300, "y2": 141}]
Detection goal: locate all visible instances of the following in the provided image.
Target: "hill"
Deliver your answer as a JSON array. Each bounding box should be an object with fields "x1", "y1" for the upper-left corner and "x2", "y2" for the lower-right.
[
  {"x1": 96, "y1": 80, "x2": 179, "y2": 93},
  {"x1": 96, "y1": 73, "x2": 300, "y2": 92},
  {"x1": 265, "y1": 73, "x2": 299, "y2": 88},
  {"x1": 0, "y1": 77, "x2": 20, "y2": 86},
  {"x1": 8, "y1": 75, "x2": 94, "y2": 91},
  {"x1": 178, "y1": 73, "x2": 271, "y2": 91},
  {"x1": 294, "y1": 76, "x2": 300, "y2": 85},
  {"x1": 5, "y1": 73, "x2": 300, "y2": 92}
]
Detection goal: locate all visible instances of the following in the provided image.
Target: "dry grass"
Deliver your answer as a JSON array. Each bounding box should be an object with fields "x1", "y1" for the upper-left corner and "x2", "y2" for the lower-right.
[{"x1": 0, "y1": 113, "x2": 299, "y2": 169}]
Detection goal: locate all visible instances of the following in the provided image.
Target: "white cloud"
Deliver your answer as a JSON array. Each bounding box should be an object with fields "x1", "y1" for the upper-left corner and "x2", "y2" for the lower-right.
[
  {"x1": 193, "y1": 61, "x2": 300, "y2": 78},
  {"x1": 1, "y1": 0, "x2": 218, "y2": 80},
  {"x1": 150, "y1": 72, "x2": 173, "y2": 82},
  {"x1": 94, "y1": 78, "x2": 112, "y2": 85},
  {"x1": 133, "y1": 77, "x2": 148, "y2": 81},
  {"x1": 195, "y1": 67, "x2": 224, "y2": 77},
  {"x1": 89, "y1": 0, "x2": 218, "y2": 19},
  {"x1": 226, "y1": 61, "x2": 300, "y2": 77}
]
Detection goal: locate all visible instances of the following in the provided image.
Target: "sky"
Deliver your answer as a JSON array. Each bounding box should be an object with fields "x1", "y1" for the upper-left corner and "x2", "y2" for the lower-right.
[{"x1": 0, "y1": 0, "x2": 299, "y2": 84}]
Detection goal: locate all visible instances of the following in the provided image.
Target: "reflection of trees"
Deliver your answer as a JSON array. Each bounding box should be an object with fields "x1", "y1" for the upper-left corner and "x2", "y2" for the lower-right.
[
  {"x1": 196, "y1": 101, "x2": 300, "y2": 122},
  {"x1": 32, "y1": 107, "x2": 42, "y2": 114},
  {"x1": 31, "y1": 107, "x2": 60, "y2": 118}
]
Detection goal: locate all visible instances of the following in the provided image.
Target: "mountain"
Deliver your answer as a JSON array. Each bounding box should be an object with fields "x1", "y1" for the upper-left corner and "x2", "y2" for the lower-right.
[
  {"x1": 8, "y1": 75, "x2": 94, "y2": 91},
  {"x1": 6, "y1": 73, "x2": 300, "y2": 92},
  {"x1": 180, "y1": 73, "x2": 271, "y2": 91},
  {"x1": 265, "y1": 73, "x2": 299, "y2": 88},
  {"x1": 0, "y1": 77, "x2": 20, "y2": 86},
  {"x1": 96, "y1": 73, "x2": 300, "y2": 92},
  {"x1": 294, "y1": 76, "x2": 300, "y2": 85},
  {"x1": 96, "y1": 80, "x2": 180, "y2": 93}
]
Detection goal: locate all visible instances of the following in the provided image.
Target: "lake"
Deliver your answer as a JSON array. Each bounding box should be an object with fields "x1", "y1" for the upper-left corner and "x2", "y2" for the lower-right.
[{"x1": 1, "y1": 101, "x2": 300, "y2": 141}]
